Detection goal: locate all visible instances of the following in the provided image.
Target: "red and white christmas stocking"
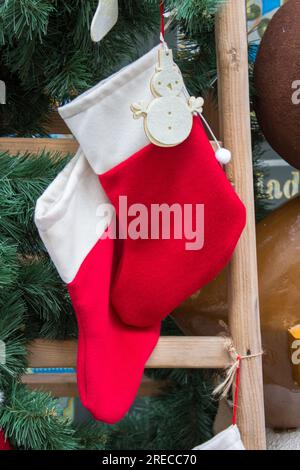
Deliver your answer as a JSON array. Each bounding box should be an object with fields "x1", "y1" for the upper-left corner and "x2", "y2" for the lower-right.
[
  {"x1": 59, "y1": 46, "x2": 246, "y2": 328},
  {"x1": 35, "y1": 150, "x2": 160, "y2": 423}
]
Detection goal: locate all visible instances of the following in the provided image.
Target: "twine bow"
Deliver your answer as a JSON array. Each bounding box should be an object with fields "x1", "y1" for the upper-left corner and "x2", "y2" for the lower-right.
[{"x1": 212, "y1": 338, "x2": 264, "y2": 425}]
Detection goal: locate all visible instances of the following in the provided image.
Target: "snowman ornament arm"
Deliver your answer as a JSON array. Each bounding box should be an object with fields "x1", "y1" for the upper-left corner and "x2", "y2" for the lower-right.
[
  {"x1": 129, "y1": 46, "x2": 231, "y2": 163},
  {"x1": 188, "y1": 96, "x2": 204, "y2": 115},
  {"x1": 130, "y1": 101, "x2": 148, "y2": 120}
]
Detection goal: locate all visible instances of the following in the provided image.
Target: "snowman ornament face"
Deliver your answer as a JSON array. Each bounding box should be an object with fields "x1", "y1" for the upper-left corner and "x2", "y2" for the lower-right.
[{"x1": 131, "y1": 47, "x2": 204, "y2": 147}]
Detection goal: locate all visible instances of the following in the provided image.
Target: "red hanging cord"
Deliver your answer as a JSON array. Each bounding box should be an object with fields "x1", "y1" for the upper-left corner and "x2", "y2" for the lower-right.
[
  {"x1": 232, "y1": 355, "x2": 241, "y2": 425},
  {"x1": 160, "y1": 1, "x2": 165, "y2": 41}
]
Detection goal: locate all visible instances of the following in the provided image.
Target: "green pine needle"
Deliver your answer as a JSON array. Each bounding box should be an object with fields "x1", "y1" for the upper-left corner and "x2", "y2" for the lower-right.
[
  {"x1": 0, "y1": 240, "x2": 18, "y2": 288},
  {"x1": 0, "y1": 292, "x2": 27, "y2": 387},
  {"x1": 0, "y1": 383, "x2": 80, "y2": 450}
]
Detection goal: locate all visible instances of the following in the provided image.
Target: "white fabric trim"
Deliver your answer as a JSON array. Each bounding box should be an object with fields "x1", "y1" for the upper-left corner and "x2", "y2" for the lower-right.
[
  {"x1": 35, "y1": 150, "x2": 113, "y2": 283},
  {"x1": 59, "y1": 46, "x2": 160, "y2": 174},
  {"x1": 193, "y1": 425, "x2": 245, "y2": 450}
]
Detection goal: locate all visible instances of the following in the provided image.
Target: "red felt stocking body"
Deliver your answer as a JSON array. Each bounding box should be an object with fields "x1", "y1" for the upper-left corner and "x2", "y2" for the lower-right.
[
  {"x1": 100, "y1": 118, "x2": 246, "y2": 326},
  {"x1": 0, "y1": 430, "x2": 11, "y2": 450},
  {"x1": 59, "y1": 47, "x2": 246, "y2": 328},
  {"x1": 35, "y1": 151, "x2": 160, "y2": 423}
]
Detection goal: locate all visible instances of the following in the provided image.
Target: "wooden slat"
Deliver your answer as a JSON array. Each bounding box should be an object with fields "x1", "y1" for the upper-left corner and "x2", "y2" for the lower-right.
[
  {"x1": 147, "y1": 337, "x2": 231, "y2": 368},
  {"x1": 45, "y1": 105, "x2": 220, "y2": 138},
  {"x1": 27, "y1": 337, "x2": 232, "y2": 370},
  {"x1": 44, "y1": 111, "x2": 72, "y2": 135},
  {"x1": 28, "y1": 340, "x2": 76, "y2": 368},
  {"x1": 22, "y1": 373, "x2": 78, "y2": 397},
  {"x1": 0, "y1": 137, "x2": 78, "y2": 155},
  {"x1": 215, "y1": 0, "x2": 266, "y2": 450},
  {"x1": 21, "y1": 373, "x2": 166, "y2": 398},
  {"x1": 0, "y1": 137, "x2": 218, "y2": 156}
]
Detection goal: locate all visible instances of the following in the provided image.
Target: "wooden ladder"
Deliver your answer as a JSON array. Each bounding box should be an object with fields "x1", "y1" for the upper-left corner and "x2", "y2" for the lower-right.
[{"x1": 3, "y1": 0, "x2": 266, "y2": 450}]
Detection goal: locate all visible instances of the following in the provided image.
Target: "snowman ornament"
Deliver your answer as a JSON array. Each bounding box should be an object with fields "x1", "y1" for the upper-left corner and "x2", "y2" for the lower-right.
[
  {"x1": 131, "y1": 47, "x2": 204, "y2": 148},
  {"x1": 130, "y1": 46, "x2": 231, "y2": 165}
]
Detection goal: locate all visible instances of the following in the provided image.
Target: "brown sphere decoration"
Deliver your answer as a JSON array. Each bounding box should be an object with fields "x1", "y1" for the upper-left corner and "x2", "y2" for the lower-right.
[{"x1": 254, "y1": 0, "x2": 300, "y2": 170}]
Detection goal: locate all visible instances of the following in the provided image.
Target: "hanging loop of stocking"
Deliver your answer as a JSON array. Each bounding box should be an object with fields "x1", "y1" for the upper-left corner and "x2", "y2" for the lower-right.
[{"x1": 160, "y1": 1, "x2": 165, "y2": 42}]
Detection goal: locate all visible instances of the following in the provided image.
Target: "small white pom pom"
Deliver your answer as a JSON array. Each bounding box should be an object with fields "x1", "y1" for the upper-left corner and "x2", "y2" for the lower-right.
[{"x1": 216, "y1": 148, "x2": 231, "y2": 165}]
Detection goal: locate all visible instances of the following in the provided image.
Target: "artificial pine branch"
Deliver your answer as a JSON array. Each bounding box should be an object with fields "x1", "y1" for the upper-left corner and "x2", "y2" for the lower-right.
[
  {"x1": 0, "y1": 240, "x2": 18, "y2": 288},
  {"x1": 0, "y1": 151, "x2": 69, "y2": 251},
  {"x1": 167, "y1": 0, "x2": 225, "y2": 34},
  {"x1": 19, "y1": 258, "x2": 73, "y2": 322},
  {"x1": 0, "y1": 291, "x2": 27, "y2": 388},
  {"x1": 102, "y1": 370, "x2": 217, "y2": 450},
  {"x1": 0, "y1": 383, "x2": 80, "y2": 450},
  {"x1": 0, "y1": 0, "x2": 223, "y2": 134},
  {"x1": 74, "y1": 422, "x2": 109, "y2": 450},
  {"x1": 0, "y1": 0, "x2": 54, "y2": 43},
  {"x1": 25, "y1": 307, "x2": 77, "y2": 341},
  {"x1": 0, "y1": 150, "x2": 78, "y2": 342}
]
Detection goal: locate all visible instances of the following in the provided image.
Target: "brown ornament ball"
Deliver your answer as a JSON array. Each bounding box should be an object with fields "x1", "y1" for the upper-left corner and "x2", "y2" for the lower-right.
[{"x1": 254, "y1": 0, "x2": 300, "y2": 170}]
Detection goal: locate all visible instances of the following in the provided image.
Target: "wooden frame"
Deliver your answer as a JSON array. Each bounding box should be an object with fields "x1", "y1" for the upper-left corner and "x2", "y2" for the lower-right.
[
  {"x1": 0, "y1": 137, "x2": 78, "y2": 155},
  {"x1": 22, "y1": 337, "x2": 232, "y2": 398},
  {"x1": 0, "y1": 137, "x2": 218, "y2": 155},
  {"x1": 215, "y1": 0, "x2": 266, "y2": 449},
  {"x1": 3, "y1": 0, "x2": 266, "y2": 450},
  {"x1": 26, "y1": 337, "x2": 232, "y2": 369}
]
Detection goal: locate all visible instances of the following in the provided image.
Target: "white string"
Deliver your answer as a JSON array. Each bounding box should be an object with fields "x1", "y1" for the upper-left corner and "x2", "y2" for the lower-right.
[
  {"x1": 197, "y1": 112, "x2": 221, "y2": 151},
  {"x1": 160, "y1": 33, "x2": 169, "y2": 53},
  {"x1": 182, "y1": 86, "x2": 221, "y2": 150}
]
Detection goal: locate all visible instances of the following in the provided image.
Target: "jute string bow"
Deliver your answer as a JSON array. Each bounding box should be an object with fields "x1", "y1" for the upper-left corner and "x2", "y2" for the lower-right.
[{"x1": 212, "y1": 338, "x2": 264, "y2": 425}]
